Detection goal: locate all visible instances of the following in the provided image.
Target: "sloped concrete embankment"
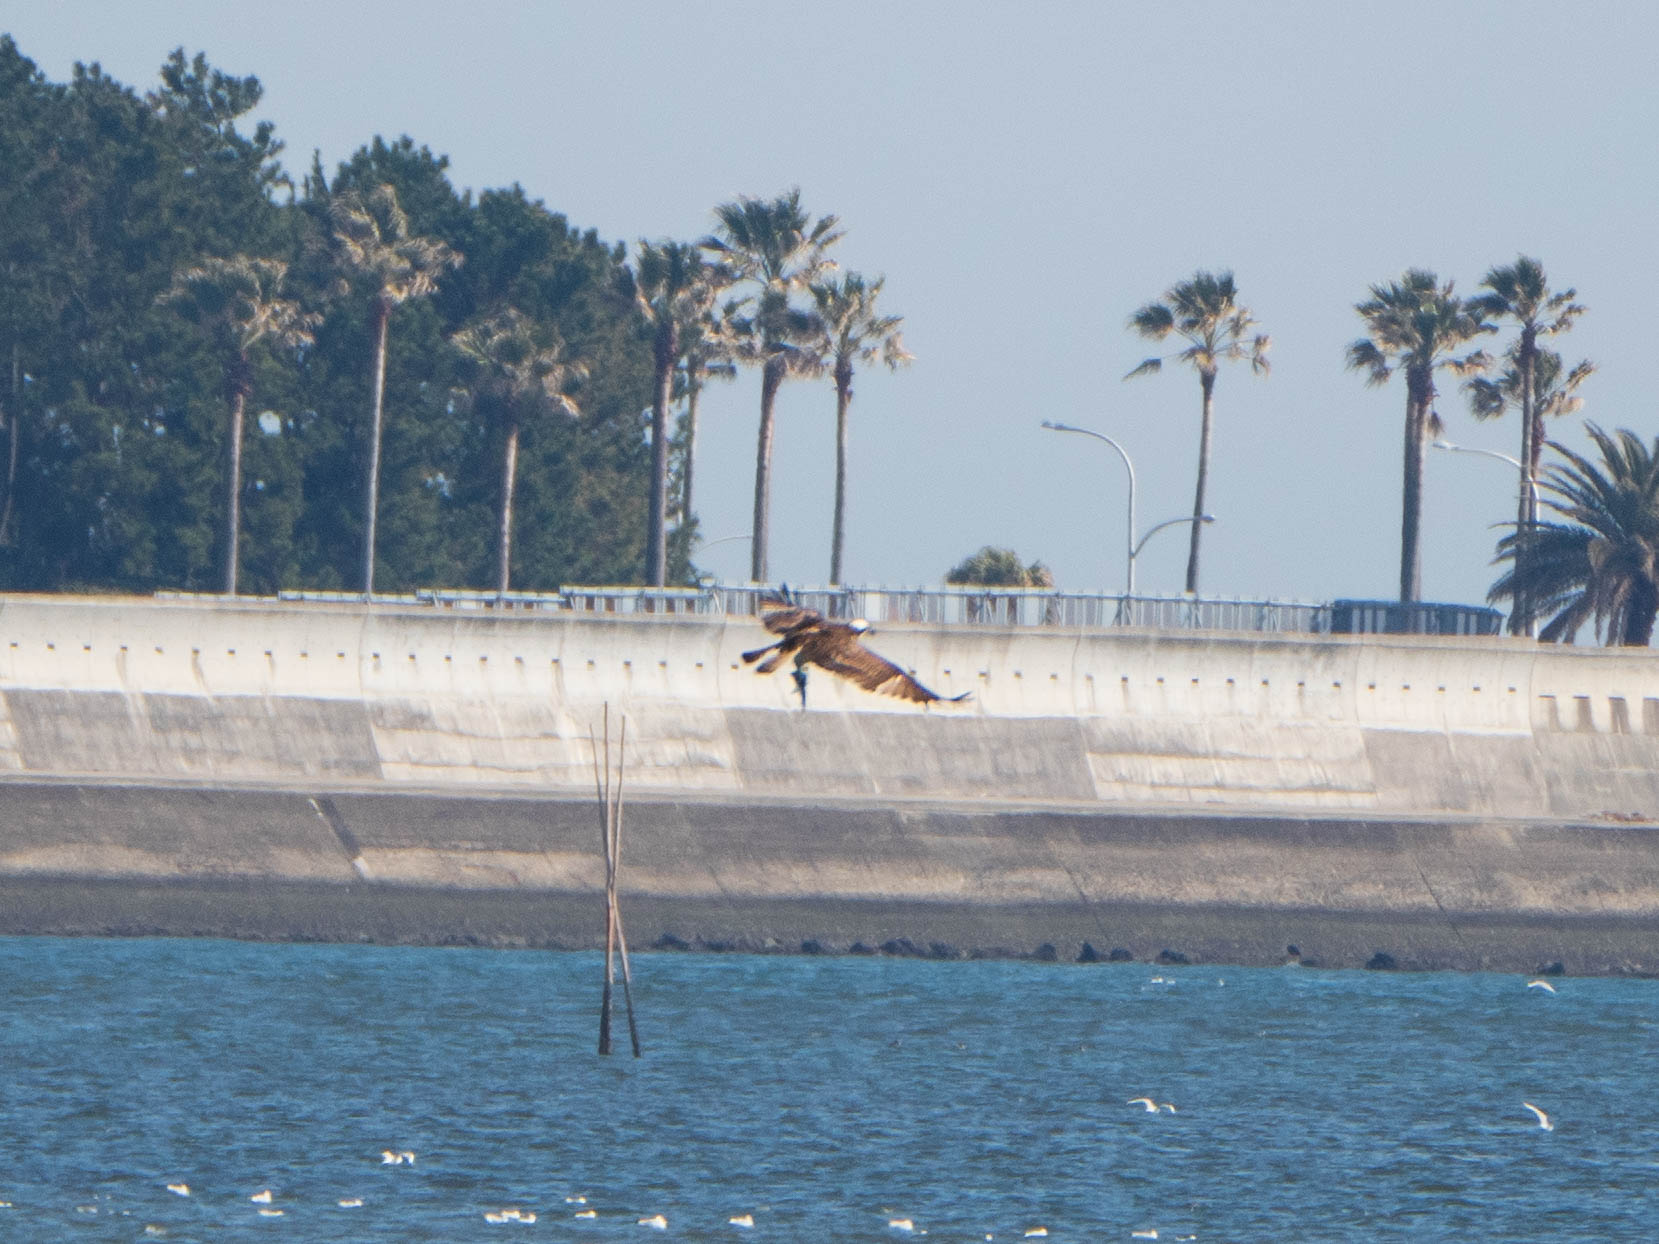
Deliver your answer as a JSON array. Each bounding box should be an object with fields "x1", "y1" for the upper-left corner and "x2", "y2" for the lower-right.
[{"x1": 2, "y1": 594, "x2": 1659, "y2": 972}]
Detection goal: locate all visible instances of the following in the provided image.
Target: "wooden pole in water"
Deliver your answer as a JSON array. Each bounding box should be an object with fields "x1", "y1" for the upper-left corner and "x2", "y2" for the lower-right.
[
  {"x1": 611, "y1": 715, "x2": 642, "y2": 1057},
  {"x1": 590, "y1": 704, "x2": 615, "y2": 1055}
]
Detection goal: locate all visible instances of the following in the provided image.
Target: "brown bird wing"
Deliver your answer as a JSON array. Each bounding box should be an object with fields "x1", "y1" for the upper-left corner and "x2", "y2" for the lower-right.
[
  {"x1": 758, "y1": 601, "x2": 824, "y2": 637},
  {"x1": 802, "y1": 630, "x2": 950, "y2": 703}
]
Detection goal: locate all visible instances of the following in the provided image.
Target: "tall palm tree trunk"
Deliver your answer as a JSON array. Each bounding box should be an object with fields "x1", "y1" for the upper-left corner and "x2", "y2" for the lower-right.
[
  {"x1": 679, "y1": 377, "x2": 702, "y2": 530},
  {"x1": 1185, "y1": 371, "x2": 1217, "y2": 593},
  {"x1": 1400, "y1": 376, "x2": 1431, "y2": 603},
  {"x1": 497, "y1": 416, "x2": 520, "y2": 597},
  {"x1": 362, "y1": 302, "x2": 390, "y2": 596},
  {"x1": 1625, "y1": 578, "x2": 1659, "y2": 646},
  {"x1": 223, "y1": 360, "x2": 250, "y2": 596},
  {"x1": 750, "y1": 356, "x2": 785, "y2": 583},
  {"x1": 830, "y1": 365, "x2": 852, "y2": 585},
  {"x1": 1511, "y1": 331, "x2": 1538, "y2": 635},
  {"x1": 646, "y1": 321, "x2": 675, "y2": 587}
]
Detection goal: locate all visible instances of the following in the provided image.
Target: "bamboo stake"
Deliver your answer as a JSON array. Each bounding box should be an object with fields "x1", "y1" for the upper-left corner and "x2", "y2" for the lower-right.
[
  {"x1": 612, "y1": 715, "x2": 641, "y2": 1057},
  {"x1": 590, "y1": 705, "x2": 615, "y2": 1055}
]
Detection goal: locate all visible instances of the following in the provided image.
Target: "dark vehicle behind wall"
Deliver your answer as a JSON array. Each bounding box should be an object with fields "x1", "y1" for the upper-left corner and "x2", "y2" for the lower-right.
[{"x1": 1327, "y1": 599, "x2": 1505, "y2": 637}]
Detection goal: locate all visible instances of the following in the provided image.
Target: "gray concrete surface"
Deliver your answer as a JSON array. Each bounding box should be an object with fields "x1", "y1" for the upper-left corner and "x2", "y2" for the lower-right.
[{"x1": 1, "y1": 593, "x2": 1657, "y2": 972}]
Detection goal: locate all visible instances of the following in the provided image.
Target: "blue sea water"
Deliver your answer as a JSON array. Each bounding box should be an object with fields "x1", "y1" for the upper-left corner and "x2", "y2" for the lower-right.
[{"x1": 0, "y1": 938, "x2": 1655, "y2": 1242}]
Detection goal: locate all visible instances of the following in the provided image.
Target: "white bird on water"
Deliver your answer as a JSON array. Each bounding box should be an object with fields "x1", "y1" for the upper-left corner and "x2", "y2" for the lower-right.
[
  {"x1": 639, "y1": 1213, "x2": 669, "y2": 1229},
  {"x1": 250, "y1": 1190, "x2": 273, "y2": 1204},
  {"x1": 889, "y1": 1218, "x2": 916, "y2": 1233},
  {"x1": 1128, "y1": 1097, "x2": 1158, "y2": 1112},
  {"x1": 165, "y1": 1183, "x2": 190, "y2": 1197},
  {"x1": 1527, "y1": 979, "x2": 1557, "y2": 993},
  {"x1": 1523, "y1": 1101, "x2": 1554, "y2": 1131},
  {"x1": 730, "y1": 1213, "x2": 756, "y2": 1228}
]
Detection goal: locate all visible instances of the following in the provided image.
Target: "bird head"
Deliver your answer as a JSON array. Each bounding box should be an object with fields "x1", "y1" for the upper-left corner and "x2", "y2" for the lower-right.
[{"x1": 850, "y1": 618, "x2": 872, "y2": 634}]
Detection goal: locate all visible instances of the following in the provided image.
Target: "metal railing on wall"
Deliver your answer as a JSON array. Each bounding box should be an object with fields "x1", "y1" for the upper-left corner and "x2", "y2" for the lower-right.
[
  {"x1": 250, "y1": 585, "x2": 1502, "y2": 637},
  {"x1": 556, "y1": 584, "x2": 1336, "y2": 634}
]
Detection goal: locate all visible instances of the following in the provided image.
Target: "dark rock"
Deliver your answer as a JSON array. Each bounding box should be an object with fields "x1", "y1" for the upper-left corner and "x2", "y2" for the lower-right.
[
  {"x1": 1032, "y1": 943, "x2": 1058, "y2": 962},
  {"x1": 1108, "y1": 947, "x2": 1134, "y2": 962},
  {"x1": 928, "y1": 942, "x2": 962, "y2": 960},
  {"x1": 1156, "y1": 949, "x2": 1190, "y2": 966},
  {"x1": 1286, "y1": 944, "x2": 1301, "y2": 958},
  {"x1": 1535, "y1": 960, "x2": 1565, "y2": 977},
  {"x1": 1077, "y1": 942, "x2": 1101, "y2": 963},
  {"x1": 1365, "y1": 951, "x2": 1398, "y2": 971},
  {"x1": 652, "y1": 933, "x2": 691, "y2": 951},
  {"x1": 880, "y1": 938, "x2": 922, "y2": 957},
  {"x1": 848, "y1": 942, "x2": 876, "y2": 956},
  {"x1": 800, "y1": 939, "x2": 826, "y2": 955}
]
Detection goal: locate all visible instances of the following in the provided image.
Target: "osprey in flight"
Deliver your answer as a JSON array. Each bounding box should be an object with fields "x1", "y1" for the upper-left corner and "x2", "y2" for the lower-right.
[{"x1": 742, "y1": 598, "x2": 971, "y2": 708}]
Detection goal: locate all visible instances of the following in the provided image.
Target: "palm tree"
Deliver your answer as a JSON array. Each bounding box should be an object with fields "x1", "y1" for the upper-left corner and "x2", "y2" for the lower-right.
[
  {"x1": 1126, "y1": 271, "x2": 1269, "y2": 594},
  {"x1": 452, "y1": 307, "x2": 586, "y2": 596},
  {"x1": 330, "y1": 183, "x2": 460, "y2": 595},
  {"x1": 702, "y1": 189, "x2": 842, "y2": 583},
  {"x1": 1468, "y1": 258, "x2": 1586, "y2": 634},
  {"x1": 158, "y1": 255, "x2": 319, "y2": 595},
  {"x1": 808, "y1": 273, "x2": 912, "y2": 585},
  {"x1": 1469, "y1": 259, "x2": 1585, "y2": 523},
  {"x1": 671, "y1": 299, "x2": 739, "y2": 542},
  {"x1": 1468, "y1": 349, "x2": 1595, "y2": 636},
  {"x1": 1347, "y1": 270, "x2": 1494, "y2": 602},
  {"x1": 623, "y1": 240, "x2": 727, "y2": 586},
  {"x1": 1490, "y1": 425, "x2": 1659, "y2": 646}
]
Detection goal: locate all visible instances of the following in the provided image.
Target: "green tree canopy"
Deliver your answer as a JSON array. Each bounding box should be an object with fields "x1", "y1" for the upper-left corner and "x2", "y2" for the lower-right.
[
  {"x1": 0, "y1": 38, "x2": 666, "y2": 597},
  {"x1": 946, "y1": 547, "x2": 1054, "y2": 588},
  {"x1": 1491, "y1": 425, "x2": 1659, "y2": 646}
]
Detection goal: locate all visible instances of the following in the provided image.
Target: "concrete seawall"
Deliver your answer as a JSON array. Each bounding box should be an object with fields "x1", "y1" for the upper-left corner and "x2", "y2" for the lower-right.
[{"x1": 2, "y1": 593, "x2": 1658, "y2": 973}]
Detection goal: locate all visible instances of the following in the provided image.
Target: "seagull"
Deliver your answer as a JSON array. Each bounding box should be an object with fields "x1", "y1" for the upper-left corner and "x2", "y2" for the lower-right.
[
  {"x1": 639, "y1": 1213, "x2": 669, "y2": 1229},
  {"x1": 1127, "y1": 1097, "x2": 1159, "y2": 1112},
  {"x1": 1523, "y1": 1101, "x2": 1554, "y2": 1131},
  {"x1": 338, "y1": 1198, "x2": 364, "y2": 1208},
  {"x1": 1527, "y1": 979, "x2": 1557, "y2": 993},
  {"x1": 250, "y1": 1190, "x2": 273, "y2": 1204},
  {"x1": 1131, "y1": 1232, "x2": 1159, "y2": 1241},
  {"x1": 257, "y1": 1208, "x2": 284, "y2": 1218},
  {"x1": 574, "y1": 1209, "x2": 598, "y2": 1219},
  {"x1": 730, "y1": 1213, "x2": 756, "y2": 1228},
  {"x1": 486, "y1": 1212, "x2": 511, "y2": 1224},
  {"x1": 566, "y1": 1196, "x2": 588, "y2": 1205},
  {"x1": 1160, "y1": 1103, "x2": 1178, "y2": 1113},
  {"x1": 889, "y1": 1218, "x2": 916, "y2": 1233},
  {"x1": 165, "y1": 1184, "x2": 190, "y2": 1197},
  {"x1": 1024, "y1": 1229, "x2": 1049, "y2": 1238},
  {"x1": 381, "y1": 1150, "x2": 403, "y2": 1165}
]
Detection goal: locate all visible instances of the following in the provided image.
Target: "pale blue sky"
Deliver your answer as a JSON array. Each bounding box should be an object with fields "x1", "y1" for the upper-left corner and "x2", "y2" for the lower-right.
[{"x1": 6, "y1": 2, "x2": 1654, "y2": 605}]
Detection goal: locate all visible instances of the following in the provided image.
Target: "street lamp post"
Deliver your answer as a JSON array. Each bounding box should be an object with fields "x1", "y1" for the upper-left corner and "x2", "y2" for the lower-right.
[
  {"x1": 1432, "y1": 439, "x2": 1539, "y2": 637},
  {"x1": 1040, "y1": 420, "x2": 1216, "y2": 600},
  {"x1": 1041, "y1": 420, "x2": 1135, "y2": 592}
]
